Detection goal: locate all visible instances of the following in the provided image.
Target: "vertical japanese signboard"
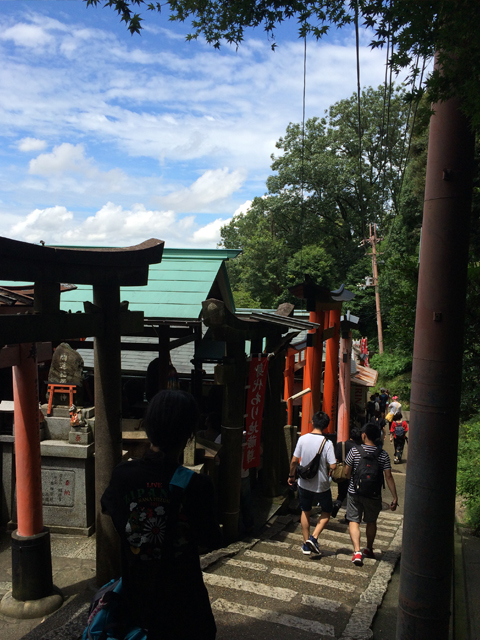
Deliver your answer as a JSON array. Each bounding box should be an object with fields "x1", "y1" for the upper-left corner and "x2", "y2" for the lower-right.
[{"x1": 243, "y1": 355, "x2": 269, "y2": 469}]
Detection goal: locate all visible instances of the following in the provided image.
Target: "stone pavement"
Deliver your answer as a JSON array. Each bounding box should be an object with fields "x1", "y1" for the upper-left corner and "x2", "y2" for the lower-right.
[
  {"x1": 205, "y1": 509, "x2": 403, "y2": 639},
  {"x1": 0, "y1": 504, "x2": 403, "y2": 640},
  {"x1": 0, "y1": 430, "x2": 477, "y2": 640}
]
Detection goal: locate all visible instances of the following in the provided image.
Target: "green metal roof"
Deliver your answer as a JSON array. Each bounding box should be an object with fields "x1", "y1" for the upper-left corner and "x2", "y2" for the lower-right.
[{"x1": 1, "y1": 248, "x2": 240, "y2": 320}]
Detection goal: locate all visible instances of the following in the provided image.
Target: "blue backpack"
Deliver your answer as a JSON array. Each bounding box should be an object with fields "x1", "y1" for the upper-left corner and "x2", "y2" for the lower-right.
[
  {"x1": 394, "y1": 421, "x2": 406, "y2": 438},
  {"x1": 83, "y1": 466, "x2": 194, "y2": 640}
]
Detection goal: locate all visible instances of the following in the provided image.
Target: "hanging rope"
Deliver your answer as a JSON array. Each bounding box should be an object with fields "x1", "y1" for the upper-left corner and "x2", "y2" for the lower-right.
[
  {"x1": 354, "y1": 1, "x2": 365, "y2": 235},
  {"x1": 299, "y1": 35, "x2": 307, "y2": 272},
  {"x1": 379, "y1": 29, "x2": 391, "y2": 213},
  {"x1": 399, "y1": 57, "x2": 427, "y2": 192},
  {"x1": 383, "y1": 56, "x2": 428, "y2": 248}
]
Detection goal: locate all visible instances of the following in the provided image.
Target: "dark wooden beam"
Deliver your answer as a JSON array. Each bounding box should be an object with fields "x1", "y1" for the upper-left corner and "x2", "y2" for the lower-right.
[
  {"x1": 0, "y1": 311, "x2": 143, "y2": 345},
  {"x1": 0, "y1": 237, "x2": 164, "y2": 286}
]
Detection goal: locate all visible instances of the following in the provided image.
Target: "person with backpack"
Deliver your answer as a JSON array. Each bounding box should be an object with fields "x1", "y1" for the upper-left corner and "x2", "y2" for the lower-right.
[
  {"x1": 288, "y1": 411, "x2": 337, "y2": 556},
  {"x1": 331, "y1": 426, "x2": 362, "y2": 518},
  {"x1": 390, "y1": 411, "x2": 409, "y2": 464},
  {"x1": 379, "y1": 388, "x2": 389, "y2": 416},
  {"x1": 101, "y1": 390, "x2": 222, "y2": 640},
  {"x1": 344, "y1": 422, "x2": 398, "y2": 566},
  {"x1": 366, "y1": 395, "x2": 378, "y2": 421}
]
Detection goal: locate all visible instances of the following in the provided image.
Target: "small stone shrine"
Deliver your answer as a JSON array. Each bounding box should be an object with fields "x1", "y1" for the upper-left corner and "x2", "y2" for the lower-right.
[{"x1": 48, "y1": 342, "x2": 84, "y2": 407}]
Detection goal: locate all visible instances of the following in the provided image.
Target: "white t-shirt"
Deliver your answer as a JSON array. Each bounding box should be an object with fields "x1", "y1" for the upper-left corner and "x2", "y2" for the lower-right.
[
  {"x1": 293, "y1": 433, "x2": 336, "y2": 493},
  {"x1": 388, "y1": 401, "x2": 401, "y2": 415}
]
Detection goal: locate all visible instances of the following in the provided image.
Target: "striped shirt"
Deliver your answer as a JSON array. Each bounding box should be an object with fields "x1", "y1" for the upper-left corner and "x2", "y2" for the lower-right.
[{"x1": 345, "y1": 444, "x2": 391, "y2": 495}]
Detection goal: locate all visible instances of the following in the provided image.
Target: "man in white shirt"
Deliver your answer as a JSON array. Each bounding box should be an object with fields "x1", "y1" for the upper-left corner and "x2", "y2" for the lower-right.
[{"x1": 288, "y1": 411, "x2": 337, "y2": 556}]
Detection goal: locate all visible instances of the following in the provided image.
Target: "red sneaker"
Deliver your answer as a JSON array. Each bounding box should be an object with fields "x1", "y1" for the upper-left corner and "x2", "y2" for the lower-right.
[
  {"x1": 363, "y1": 548, "x2": 375, "y2": 559},
  {"x1": 352, "y1": 551, "x2": 363, "y2": 566}
]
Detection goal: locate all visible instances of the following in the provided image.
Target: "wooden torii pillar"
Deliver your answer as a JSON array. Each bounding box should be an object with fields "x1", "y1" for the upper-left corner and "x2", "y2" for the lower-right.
[
  {"x1": 322, "y1": 308, "x2": 341, "y2": 434},
  {"x1": 337, "y1": 312, "x2": 360, "y2": 443},
  {"x1": 289, "y1": 278, "x2": 354, "y2": 435},
  {"x1": 202, "y1": 300, "x2": 298, "y2": 541},
  {"x1": 0, "y1": 236, "x2": 163, "y2": 617}
]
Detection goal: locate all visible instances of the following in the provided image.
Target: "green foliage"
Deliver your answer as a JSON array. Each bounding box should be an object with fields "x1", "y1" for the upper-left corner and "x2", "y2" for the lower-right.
[
  {"x1": 370, "y1": 351, "x2": 412, "y2": 379},
  {"x1": 369, "y1": 352, "x2": 412, "y2": 409},
  {"x1": 457, "y1": 416, "x2": 480, "y2": 535},
  {"x1": 231, "y1": 286, "x2": 262, "y2": 310},
  {"x1": 221, "y1": 85, "x2": 410, "y2": 312}
]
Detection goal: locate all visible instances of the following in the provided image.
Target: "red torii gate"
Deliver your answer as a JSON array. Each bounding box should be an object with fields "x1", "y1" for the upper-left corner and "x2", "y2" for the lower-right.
[
  {"x1": 0, "y1": 236, "x2": 163, "y2": 618},
  {"x1": 285, "y1": 278, "x2": 354, "y2": 435}
]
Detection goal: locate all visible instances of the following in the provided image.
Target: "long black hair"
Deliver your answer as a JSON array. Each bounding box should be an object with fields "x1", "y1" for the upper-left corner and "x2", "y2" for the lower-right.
[{"x1": 144, "y1": 389, "x2": 200, "y2": 452}]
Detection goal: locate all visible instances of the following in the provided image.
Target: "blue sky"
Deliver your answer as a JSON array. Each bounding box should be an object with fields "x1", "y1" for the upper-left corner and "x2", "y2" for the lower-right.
[{"x1": 0, "y1": 1, "x2": 401, "y2": 249}]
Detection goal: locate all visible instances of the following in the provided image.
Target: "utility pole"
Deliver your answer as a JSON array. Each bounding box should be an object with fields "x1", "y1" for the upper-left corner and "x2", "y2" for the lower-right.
[{"x1": 360, "y1": 223, "x2": 384, "y2": 354}]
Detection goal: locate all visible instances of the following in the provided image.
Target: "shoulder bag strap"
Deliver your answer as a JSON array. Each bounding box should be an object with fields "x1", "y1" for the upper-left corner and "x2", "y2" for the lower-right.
[
  {"x1": 341, "y1": 441, "x2": 345, "y2": 463},
  {"x1": 318, "y1": 437, "x2": 327, "y2": 456}
]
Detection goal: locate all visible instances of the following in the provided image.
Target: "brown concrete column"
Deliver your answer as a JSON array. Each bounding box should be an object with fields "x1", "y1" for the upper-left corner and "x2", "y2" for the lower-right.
[
  {"x1": 397, "y1": 91, "x2": 475, "y2": 639},
  {"x1": 93, "y1": 285, "x2": 122, "y2": 586}
]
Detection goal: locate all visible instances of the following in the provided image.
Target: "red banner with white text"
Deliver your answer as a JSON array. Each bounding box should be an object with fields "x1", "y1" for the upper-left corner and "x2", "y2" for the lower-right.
[{"x1": 243, "y1": 355, "x2": 269, "y2": 469}]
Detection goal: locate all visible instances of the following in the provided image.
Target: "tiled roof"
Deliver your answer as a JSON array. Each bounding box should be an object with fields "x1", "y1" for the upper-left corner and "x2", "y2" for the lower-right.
[{"x1": 58, "y1": 248, "x2": 239, "y2": 319}]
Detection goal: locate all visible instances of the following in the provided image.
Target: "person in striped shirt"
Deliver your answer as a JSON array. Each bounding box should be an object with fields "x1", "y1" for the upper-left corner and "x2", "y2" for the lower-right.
[{"x1": 344, "y1": 422, "x2": 398, "y2": 566}]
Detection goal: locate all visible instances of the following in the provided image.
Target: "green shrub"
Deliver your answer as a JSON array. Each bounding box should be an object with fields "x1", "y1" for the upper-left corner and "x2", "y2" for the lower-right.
[
  {"x1": 457, "y1": 416, "x2": 480, "y2": 535},
  {"x1": 370, "y1": 351, "x2": 413, "y2": 379}
]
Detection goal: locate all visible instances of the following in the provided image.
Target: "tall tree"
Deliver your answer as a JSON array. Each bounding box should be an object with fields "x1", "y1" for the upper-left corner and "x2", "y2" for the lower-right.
[{"x1": 221, "y1": 84, "x2": 410, "y2": 313}]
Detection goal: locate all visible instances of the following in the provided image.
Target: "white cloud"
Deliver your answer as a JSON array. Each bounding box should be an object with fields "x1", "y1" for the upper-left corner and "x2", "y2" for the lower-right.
[
  {"x1": 162, "y1": 168, "x2": 246, "y2": 212},
  {"x1": 7, "y1": 201, "x2": 229, "y2": 249},
  {"x1": 29, "y1": 143, "x2": 89, "y2": 175},
  {"x1": 234, "y1": 200, "x2": 253, "y2": 216},
  {"x1": 10, "y1": 205, "x2": 74, "y2": 243},
  {"x1": 18, "y1": 137, "x2": 47, "y2": 152},
  {"x1": 0, "y1": 23, "x2": 54, "y2": 49},
  {"x1": 0, "y1": 7, "x2": 412, "y2": 252},
  {"x1": 190, "y1": 217, "x2": 231, "y2": 245},
  {"x1": 25, "y1": 143, "x2": 129, "y2": 195}
]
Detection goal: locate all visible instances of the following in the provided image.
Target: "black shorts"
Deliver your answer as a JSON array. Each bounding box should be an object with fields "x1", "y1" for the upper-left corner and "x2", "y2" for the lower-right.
[{"x1": 298, "y1": 487, "x2": 333, "y2": 513}]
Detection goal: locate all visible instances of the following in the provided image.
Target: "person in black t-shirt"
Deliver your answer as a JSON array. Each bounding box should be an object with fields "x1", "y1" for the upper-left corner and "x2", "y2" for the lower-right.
[
  {"x1": 331, "y1": 426, "x2": 362, "y2": 518},
  {"x1": 101, "y1": 390, "x2": 222, "y2": 640}
]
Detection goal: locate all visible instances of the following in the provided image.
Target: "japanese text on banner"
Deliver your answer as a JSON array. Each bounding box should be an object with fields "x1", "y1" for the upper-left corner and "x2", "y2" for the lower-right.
[{"x1": 243, "y1": 356, "x2": 269, "y2": 469}]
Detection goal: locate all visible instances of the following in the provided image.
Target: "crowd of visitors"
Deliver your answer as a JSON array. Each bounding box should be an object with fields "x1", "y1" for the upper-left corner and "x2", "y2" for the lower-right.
[
  {"x1": 287, "y1": 388, "x2": 404, "y2": 567},
  {"x1": 95, "y1": 387, "x2": 404, "y2": 638}
]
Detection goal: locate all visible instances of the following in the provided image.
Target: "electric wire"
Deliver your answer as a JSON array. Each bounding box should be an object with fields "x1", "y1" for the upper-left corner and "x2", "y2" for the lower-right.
[
  {"x1": 299, "y1": 35, "x2": 307, "y2": 272},
  {"x1": 354, "y1": 1, "x2": 364, "y2": 237}
]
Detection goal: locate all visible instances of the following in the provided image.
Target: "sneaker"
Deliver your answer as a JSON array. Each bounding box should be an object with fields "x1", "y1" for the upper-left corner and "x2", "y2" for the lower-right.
[
  {"x1": 301, "y1": 543, "x2": 312, "y2": 555},
  {"x1": 352, "y1": 551, "x2": 363, "y2": 566},
  {"x1": 363, "y1": 547, "x2": 375, "y2": 559},
  {"x1": 306, "y1": 535, "x2": 321, "y2": 555}
]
